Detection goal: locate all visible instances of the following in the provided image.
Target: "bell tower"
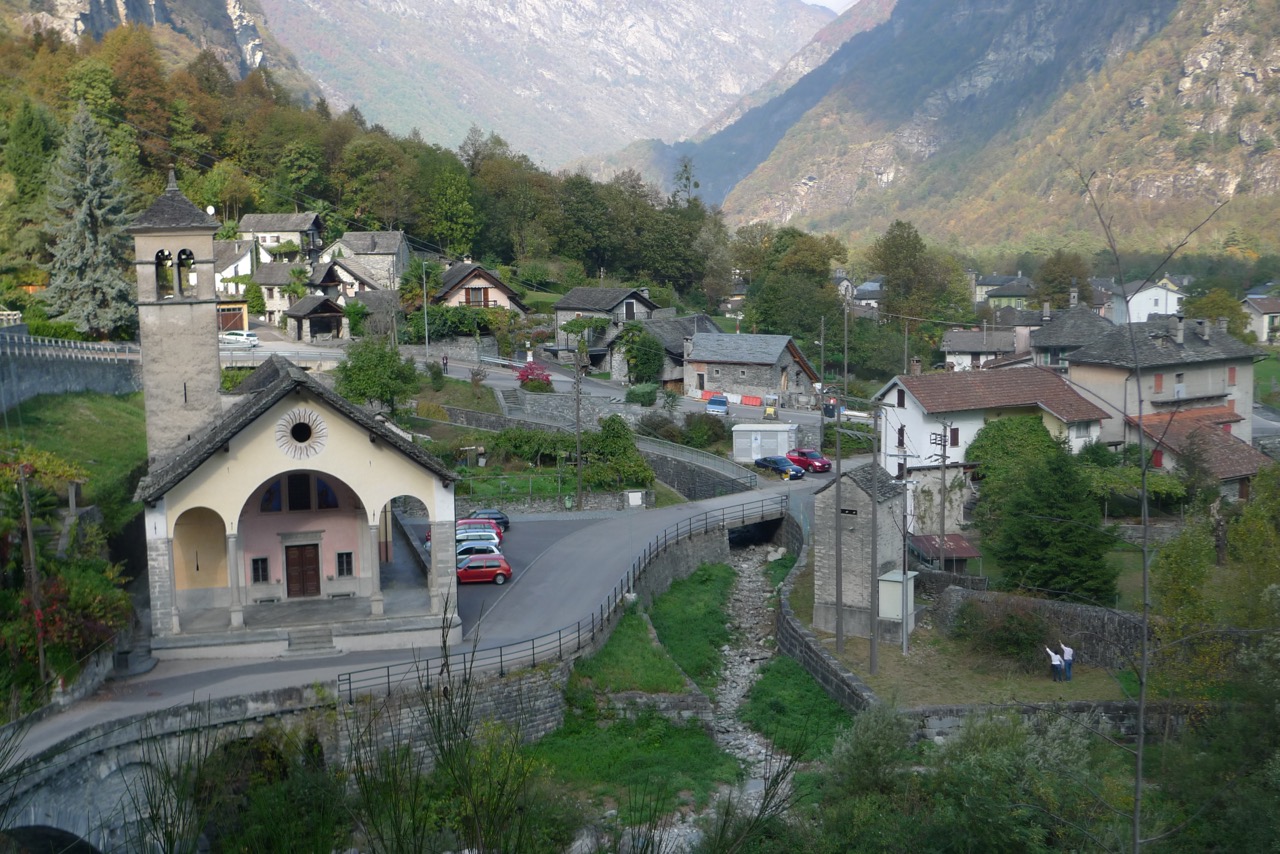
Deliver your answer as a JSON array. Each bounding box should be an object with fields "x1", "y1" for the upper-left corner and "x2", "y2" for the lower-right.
[{"x1": 128, "y1": 170, "x2": 224, "y2": 464}]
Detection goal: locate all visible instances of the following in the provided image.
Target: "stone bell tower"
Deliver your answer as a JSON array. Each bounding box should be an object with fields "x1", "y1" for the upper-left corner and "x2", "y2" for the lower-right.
[{"x1": 128, "y1": 170, "x2": 224, "y2": 464}]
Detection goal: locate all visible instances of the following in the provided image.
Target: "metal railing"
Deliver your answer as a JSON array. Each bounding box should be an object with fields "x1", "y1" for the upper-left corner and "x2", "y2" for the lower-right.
[
  {"x1": 336, "y1": 493, "x2": 789, "y2": 701},
  {"x1": 218, "y1": 348, "x2": 342, "y2": 366},
  {"x1": 0, "y1": 334, "x2": 140, "y2": 362},
  {"x1": 634, "y1": 435, "x2": 758, "y2": 489},
  {"x1": 479, "y1": 355, "x2": 527, "y2": 370}
]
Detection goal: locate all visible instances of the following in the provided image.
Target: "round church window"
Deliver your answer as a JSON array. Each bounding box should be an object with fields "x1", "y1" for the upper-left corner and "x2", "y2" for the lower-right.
[{"x1": 276, "y1": 408, "x2": 327, "y2": 460}]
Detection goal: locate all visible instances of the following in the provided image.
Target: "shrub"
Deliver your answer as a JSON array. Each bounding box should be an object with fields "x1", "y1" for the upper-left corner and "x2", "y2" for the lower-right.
[
  {"x1": 516, "y1": 362, "x2": 553, "y2": 392},
  {"x1": 624, "y1": 383, "x2": 658, "y2": 406},
  {"x1": 682, "y1": 412, "x2": 728, "y2": 448},
  {"x1": 426, "y1": 360, "x2": 446, "y2": 391},
  {"x1": 416, "y1": 400, "x2": 448, "y2": 421},
  {"x1": 951, "y1": 598, "x2": 1053, "y2": 672}
]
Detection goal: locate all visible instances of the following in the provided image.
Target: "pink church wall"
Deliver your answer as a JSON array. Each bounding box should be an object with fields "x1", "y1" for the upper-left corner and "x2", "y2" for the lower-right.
[{"x1": 238, "y1": 473, "x2": 366, "y2": 585}]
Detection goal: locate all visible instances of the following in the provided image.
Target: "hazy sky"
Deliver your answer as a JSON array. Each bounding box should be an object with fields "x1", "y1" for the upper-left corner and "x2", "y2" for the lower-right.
[{"x1": 813, "y1": 0, "x2": 853, "y2": 11}]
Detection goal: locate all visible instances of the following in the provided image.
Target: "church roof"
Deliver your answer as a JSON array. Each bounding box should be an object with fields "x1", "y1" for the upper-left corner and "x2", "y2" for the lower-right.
[
  {"x1": 130, "y1": 170, "x2": 220, "y2": 231},
  {"x1": 136, "y1": 356, "x2": 455, "y2": 501}
]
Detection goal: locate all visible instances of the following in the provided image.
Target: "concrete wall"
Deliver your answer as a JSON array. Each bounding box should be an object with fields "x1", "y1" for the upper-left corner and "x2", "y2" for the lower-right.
[
  {"x1": 641, "y1": 448, "x2": 753, "y2": 500},
  {"x1": 0, "y1": 353, "x2": 141, "y2": 412}
]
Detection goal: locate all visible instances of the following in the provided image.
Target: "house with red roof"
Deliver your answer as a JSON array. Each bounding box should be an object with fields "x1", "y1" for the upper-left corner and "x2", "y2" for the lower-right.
[{"x1": 1126, "y1": 407, "x2": 1272, "y2": 500}]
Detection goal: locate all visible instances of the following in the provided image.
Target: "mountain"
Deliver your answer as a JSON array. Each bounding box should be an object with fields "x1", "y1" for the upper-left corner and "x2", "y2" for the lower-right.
[
  {"x1": 619, "y1": 0, "x2": 1280, "y2": 256},
  {"x1": 247, "y1": 0, "x2": 833, "y2": 168}
]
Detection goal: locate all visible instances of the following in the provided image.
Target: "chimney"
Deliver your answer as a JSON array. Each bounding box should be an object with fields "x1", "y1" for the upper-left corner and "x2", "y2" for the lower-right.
[
  {"x1": 1174, "y1": 316, "x2": 1184, "y2": 345},
  {"x1": 639, "y1": 287, "x2": 650, "y2": 300},
  {"x1": 910, "y1": 356, "x2": 922, "y2": 376},
  {"x1": 1195, "y1": 319, "x2": 1210, "y2": 341},
  {"x1": 1017, "y1": 270, "x2": 1022, "y2": 278},
  {"x1": 683, "y1": 336, "x2": 693, "y2": 359},
  {"x1": 1042, "y1": 301, "x2": 1051, "y2": 323},
  {"x1": 1069, "y1": 287, "x2": 1078, "y2": 307}
]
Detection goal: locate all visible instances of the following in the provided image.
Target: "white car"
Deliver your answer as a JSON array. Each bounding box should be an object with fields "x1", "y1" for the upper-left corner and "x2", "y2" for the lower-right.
[{"x1": 219, "y1": 330, "x2": 260, "y2": 348}]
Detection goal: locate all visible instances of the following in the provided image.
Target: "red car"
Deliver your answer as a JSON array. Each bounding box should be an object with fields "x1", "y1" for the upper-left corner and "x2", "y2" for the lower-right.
[
  {"x1": 425, "y1": 518, "x2": 504, "y2": 543},
  {"x1": 786, "y1": 448, "x2": 831, "y2": 472},
  {"x1": 456, "y1": 554, "x2": 512, "y2": 585}
]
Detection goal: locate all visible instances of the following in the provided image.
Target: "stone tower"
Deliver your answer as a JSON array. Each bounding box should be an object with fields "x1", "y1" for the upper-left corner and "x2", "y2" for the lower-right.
[{"x1": 128, "y1": 171, "x2": 223, "y2": 464}]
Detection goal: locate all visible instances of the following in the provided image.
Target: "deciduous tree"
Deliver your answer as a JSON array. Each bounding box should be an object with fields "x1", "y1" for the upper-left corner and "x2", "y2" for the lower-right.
[
  {"x1": 1032, "y1": 249, "x2": 1092, "y2": 309},
  {"x1": 333, "y1": 335, "x2": 418, "y2": 415}
]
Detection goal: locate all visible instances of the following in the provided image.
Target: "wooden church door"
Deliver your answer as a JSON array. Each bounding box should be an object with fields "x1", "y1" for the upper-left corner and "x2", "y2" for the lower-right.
[{"x1": 285, "y1": 544, "x2": 321, "y2": 597}]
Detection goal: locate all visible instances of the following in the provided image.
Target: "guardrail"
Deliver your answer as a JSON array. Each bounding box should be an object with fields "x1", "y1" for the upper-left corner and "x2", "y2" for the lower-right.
[
  {"x1": 336, "y1": 493, "x2": 789, "y2": 701},
  {"x1": 479, "y1": 355, "x2": 527, "y2": 370},
  {"x1": 218, "y1": 348, "x2": 343, "y2": 365},
  {"x1": 0, "y1": 334, "x2": 140, "y2": 362},
  {"x1": 634, "y1": 435, "x2": 758, "y2": 490}
]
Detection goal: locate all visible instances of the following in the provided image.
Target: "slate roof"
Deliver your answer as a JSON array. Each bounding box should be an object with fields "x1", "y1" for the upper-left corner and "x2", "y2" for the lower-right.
[
  {"x1": 885, "y1": 367, "x2": 1109, "y2": 423},
  {"x1": 991, "y1": 307, "x2": 1047, "y2": 328},
  {"x1": 238, "y1": 212, "x2": 323, "y2": 233},
  {"x1": 1243, "y1": 296, "x2": 1280, "y2": 315},
  {"x1": 982, "y1": 351, "x2": 1034, "y2": 369},
  {"x1": 252, "y1": 262, "x2": 309, "y2": 286},
  {"x1": 986, "y1": 277, "x2": 1035, "y2": 298},
  {"x1": 137, "y1": 356, "x2": 456, "y2": 502},
  {"x1": 554, "y1": 287, "x2": 657, "y2": 313},
  {"x1": 813, "y1": 462, "x2": 905, "y2": 503},
  {"x1": 334, "y1": 231, "x2": 406, "y2": 254},
  {"x1": 130, "y1": 171, "x2": 219, "y2": 231},
  {"x1": 347, "y1": 291, "x2": 402, "y2": 315},
  {"x1": 910, "y1": 533, "x2": 982, "y2": 560},
  {"x1": 313, "y1": 258, "x2": 381, "y2": 288},
  {"x1": 1068, "y1": 318, "x2": 1263, "y2": 369},
  {"x1": 941, "y1": 330, "x2": 1016, "y2": 354},
  {"x1": 854, "y1": 281, "x2": 883, "y2": 300},
  {"x1": 213, "y1": 239, "x2": 254, "y2": 272},
  {"x1": 1030, "y1": 305, "x2": 1114, "y2": 349},
  {"x1": 639, "y1": 314, "x2": 720, "y2": 357},
  {"x1": 283, "y1": 295, "x2": 342, "y2": 318},
  {"x1": 976, "y1": 274, "x2": 1024, "y2": 288},
  {"x1": 1127, "y1": 407, "x2": 1270, "y2": 482}
]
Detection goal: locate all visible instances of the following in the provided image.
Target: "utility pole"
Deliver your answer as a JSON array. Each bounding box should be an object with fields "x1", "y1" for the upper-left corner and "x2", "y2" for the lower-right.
[
  {"x1": 929, "y1": 420, "x2": 953, "y2": 570},
  {"x1": 902, "y1": 492, "x2": 911, "y2": 656},
  {"x1": 574, "y1": 342, "x2": 583, "y2": 510},
  {"x1": 818, "y1": 316, "x2": 826, "y2": 450},
  {"x1": 833, "y1": 314, "x2": 842, "y2": 654},
  {"x1": 869, "y1": 408, "x2": 879, "y2": 675},
  {"x1": 903, "y1": 319, "x2": 909, "y2": 374}
]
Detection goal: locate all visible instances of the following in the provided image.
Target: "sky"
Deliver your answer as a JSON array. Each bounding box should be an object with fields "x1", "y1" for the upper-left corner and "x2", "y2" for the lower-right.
[{"x1": 812, "y1": 0, "x2": 854, "y2": 11}]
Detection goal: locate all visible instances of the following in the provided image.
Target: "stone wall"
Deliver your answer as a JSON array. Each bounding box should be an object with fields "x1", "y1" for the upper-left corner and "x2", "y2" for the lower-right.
[
  {"x1": 1113, "y1": 523, "x2": 1184, "y2": 545},
  {"x1": 456, "y1": 491, "x2": 647, "y2": 515},
  {"x1": 605, "y1": 690, "x2": 714, "y2": 729},
  {"x1": 914, "y1": 567, "x2": 989, "y2": 597},
  {"x1": 642, "y1": 448, "x2": 752, "y2": 500},
  {"x1": 907, "y1": 699, "x2": 1189, "y2": 743},
  {"x1": 421, "y1": 335, "x2": 501, "y2": 367},
  {"x1": 932, "y1": 587, "x2": 1146, "y2": 671},
  {"x1": 0, "y1": 352, "x2": 141, "y2": 412},
  {"x1": 630, "y1": 529, "x2": 731, "y2": 609}
]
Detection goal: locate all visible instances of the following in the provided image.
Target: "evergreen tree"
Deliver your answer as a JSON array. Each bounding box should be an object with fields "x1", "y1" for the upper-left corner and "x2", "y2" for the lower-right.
[
  {"x1": 40, "y1": 104, "x2": 137, "y2": 340},
  {"x1": 5, "y1": 99, "x2": 58, "y2": 205}
]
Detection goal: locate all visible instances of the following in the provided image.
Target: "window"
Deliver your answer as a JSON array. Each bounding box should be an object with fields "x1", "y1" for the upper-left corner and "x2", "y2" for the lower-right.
[
  {"x1": 1228, "y1": 366, "x2": 1237, "y2": 386},
  {"x1": 949, "y1": 427, "x2": 959, "y2": 447},
  {"x1": 288, "y1": 473, "x2": 312, "y2": 510},
  {"x1": 1154, "y1": 373, "x2": 1164, "y2": 393},
  {"x1": 316, "y1": 478, "x2": 339, "y2": 510},
  {"x1": 739, "y1": 370, "x2": 747, "y2": 377},
  {"x1": 1151, "y1": 449, "x2": 1164, "y2": 468},
  {"x1": 251, "y1": 557, "x2": 270, "y2": 584},
  {"x1": 1175, "y1": 372, "x2": 1184, "y2": 386},
  {"x1": 896, "y1": 388, "x2": 905, "y2": 407},
  {"x1": 260, "y1": 481, "x2": 282, "y2": 513},
  {"x1": 896, "y1": 426, "x2": 906, "y2": 448},
  {"x1": 1071, "y1": 422, "x2": 1091, "y2": 439},
  {"x1": 897, "y1": 462, "x2": 906, "y2": 478},
  {"x1": 336, "y1": 552, "x2": 353, "y2": 578},
  {"x1": 713, "y1": 368, "x2": 721, "y2": 376}
]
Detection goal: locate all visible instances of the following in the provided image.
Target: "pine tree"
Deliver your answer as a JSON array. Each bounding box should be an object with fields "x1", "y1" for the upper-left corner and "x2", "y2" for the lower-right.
[{"x1": 41, "y1": 104, "x2": 137, "y2": 340}]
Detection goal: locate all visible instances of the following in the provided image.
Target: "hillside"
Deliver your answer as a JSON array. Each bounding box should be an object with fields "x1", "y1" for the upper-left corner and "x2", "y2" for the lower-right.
[
  {"x1": 615, "y1": 0, "x2": 1280, "y2": 257},
  {"x1": 248, "y1": 0, "x2": 832, "y2": 168}
]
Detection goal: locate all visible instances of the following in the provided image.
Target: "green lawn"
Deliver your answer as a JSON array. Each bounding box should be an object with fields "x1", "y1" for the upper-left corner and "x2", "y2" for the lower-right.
[
  {"x1": 573, "y1": 610, "x2": 687, "y2": 694},
  {"x1": 711, "y1": 316, "x2": 739, "y2": 332},
  {"x1": 413, "y1": 375, "x2": 501, "y2": 413},
  {"x1": 1256, "y1": 347, "x2": 1280, "y2": 405}
]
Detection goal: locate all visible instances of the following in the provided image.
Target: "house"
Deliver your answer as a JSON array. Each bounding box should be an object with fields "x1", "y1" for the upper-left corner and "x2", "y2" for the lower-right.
[
  {"x1": 321, "y1": 231, "x2": 411, "y2": 290},
  {"x1": 682, "y1": 332, "x2": 820, "y2": 407},
  {"x1": 311, "y1": 258, "x2": 383, "y2": 303},
  {"x1": 852, "y1": 278, "x2": 883, "y2": 318},
  {"x1": 283, "y1": 295, "x2": 347, "y2": 343},
  {"x1": 1126, "y1": 407, "x2": 1273, "y2": 500},
  {"x1": 811, "y1": 464, "x2": 908, "y2": 640},
  {"x1": 213, "y1": 239, "x2": 255, "y2": 293},
  {"x1": 129, "y1": 173, "x2": 459, "y2": 657},
  {"x1": 1028, "y1": 305, "x2": 1114, "y2": 371},
  {"x1": 550, "y1": 287, "x2": 660, "y2": 369},
  {"x1": 1089, "y1": 277, "x2": 1115, "y2": 318},
  {"x1": 991, "y1": 306, "x2": 1049, "y2": 352},
  {"x1": 874, "y1": 367, "x2": 1110, "y2": 534},
  {"x1": 984, "y1": 276, "x2": 1036, "y2": 310},
  {"x1": 940, "y1": 328, "x2": 1016, "y2": 370},
  {"x1": 608, "y1": 313, "x2": 721, "y2": 389},
  {"x1": 251, "y1": 262, "x2": 315, "y2": 325},
  {"x1": 1066, "y1": 316, "x2": 1263, "y2": 446},
  {"x1": 1110, "y1": 277, "x2": 1185, "y2": 324},
  {"x1": 434, "y1": 262, "x2": 529, "y2": 316},
  {"x1": 719, "y1": 276, "x2": 749, "y2": 314},
  {"x1": 1242, "y1": 296, "x2": 1280, "y2": 343},
  {"x1": 975, "y1": 274, "x2": 1032, "y2": 305},
  {"x1": 237, "y1": 212, "x2": 324, "y2": 263}
]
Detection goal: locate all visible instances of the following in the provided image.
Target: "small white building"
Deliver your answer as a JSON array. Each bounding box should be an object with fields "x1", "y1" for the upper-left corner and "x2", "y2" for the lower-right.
[{"x1": 731, "y1": 423, "x2": 798, "y2": 463}]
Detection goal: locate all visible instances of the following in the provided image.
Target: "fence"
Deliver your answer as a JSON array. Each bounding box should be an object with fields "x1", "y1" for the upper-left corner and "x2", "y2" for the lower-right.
[
  {"x1": 0, "y1": 334, "x2": 139, "y2": 362},
  {"x1": 218, "y1": 348, "x2": 340, "y2": 367},
  {"x1": 634, "y1": 435, "x2": 757, "y2": 490},
  {"x1": 336, "y1": 494, "x2": 789, "y2": 701}
]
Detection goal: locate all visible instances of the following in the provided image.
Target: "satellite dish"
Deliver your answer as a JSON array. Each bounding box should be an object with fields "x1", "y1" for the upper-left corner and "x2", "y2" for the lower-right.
[{"x1": 206, "y1": 206, "x2": 215, "y2": 216}]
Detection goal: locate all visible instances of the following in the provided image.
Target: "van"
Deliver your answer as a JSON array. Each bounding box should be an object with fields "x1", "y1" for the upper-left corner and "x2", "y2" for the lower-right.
[
  {"x1": 705, "y1": 394, "x2": 729, "y2": 416},
  {"x1": 219, "y1": 330, "x2": 260, "y2": 348}
]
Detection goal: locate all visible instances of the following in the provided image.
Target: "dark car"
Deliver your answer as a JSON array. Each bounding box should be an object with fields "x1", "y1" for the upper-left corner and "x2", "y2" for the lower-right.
[
  {"x1": 469, "y1": 508, "x2": 511, "y2": 531},
  {"x1": 786, "y1": 448, "x2": 831, "y2": 472},
  {"x1": 457, "y1": 554, "x2": 512, "y2": 585},
  {"x1": 754, "y1": 455, "x2": 805, "y2": 480}
]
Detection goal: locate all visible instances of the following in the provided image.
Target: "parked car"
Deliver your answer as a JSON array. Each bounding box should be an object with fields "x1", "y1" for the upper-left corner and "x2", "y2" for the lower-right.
[
  {"x1": 425, "y1": 518, "x2": 503, "y2": 544},
  {"x1": 468, "y1": 508, "x2": 510, "y2": 531},
  {"x1": 456, "y1": 554, "x2": 512, "y2": 584},
  {"x1": 705, "y1": 394, "x2": 729, "y2": 416},
  {"x1": 218, "y1": 330, "x2": 259, "y2": 347},
  {"x1": 786, "y1": 448, "x2": 831, "y2": 473},
  {"x1": 754, "y1": 455, "x2": 805, "y2": 480},
  {"x1": 454, "y1": 528, "x2": 501, "y2": 548},
  {"x1": 456, "y1": 542, "x2": 502, "y2": 560}
]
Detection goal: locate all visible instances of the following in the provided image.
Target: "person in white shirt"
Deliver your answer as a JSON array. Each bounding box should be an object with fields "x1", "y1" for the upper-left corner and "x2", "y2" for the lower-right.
[
  {"x1": 1059, "y1": 641, "x2": 1074, "y2": 681},
  {"x1": 1045, "y1": 647, "x2": 1063, "y2": 682}
]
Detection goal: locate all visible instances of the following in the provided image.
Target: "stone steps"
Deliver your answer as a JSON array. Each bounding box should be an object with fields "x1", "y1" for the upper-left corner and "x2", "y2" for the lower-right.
[{"x1": 287, "y1": 626, "x2": 335, "y2": 654}]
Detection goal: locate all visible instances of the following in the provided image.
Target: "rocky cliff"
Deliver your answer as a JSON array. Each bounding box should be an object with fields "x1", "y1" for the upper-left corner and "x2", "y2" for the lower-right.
[{"x1": 248, "y1": 0, "x2": 832, "y2": 167}]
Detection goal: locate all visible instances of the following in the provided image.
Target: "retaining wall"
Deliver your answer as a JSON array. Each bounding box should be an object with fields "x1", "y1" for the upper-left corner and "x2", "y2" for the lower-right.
[
  {"x1": 914, "y1": 567, "x2": 989, "y2": 597},
  {"x1": 0, "y1": 353, "x2": 141, "y2": 412}
]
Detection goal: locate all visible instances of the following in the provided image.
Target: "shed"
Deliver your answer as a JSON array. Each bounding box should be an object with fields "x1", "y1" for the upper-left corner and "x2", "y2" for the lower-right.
[
  {"x1": 731, "y1": 423, "x2": 798, "y2": 463},
  {"x1": 909, "y1": 533, "x2": 983, "y2": 574}
]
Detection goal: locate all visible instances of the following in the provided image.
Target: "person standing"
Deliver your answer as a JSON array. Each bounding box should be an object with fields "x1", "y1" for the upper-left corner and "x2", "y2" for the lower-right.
[
  {"x1": 1060, "y1": 640, "x2": 1074, "y2": 681},
  {"x1": 442, "y1": 354, "x2": 448, "y2": 375},
  {"x1": 1046, "y1": 647, "x2": 1063, "y2": 682}
]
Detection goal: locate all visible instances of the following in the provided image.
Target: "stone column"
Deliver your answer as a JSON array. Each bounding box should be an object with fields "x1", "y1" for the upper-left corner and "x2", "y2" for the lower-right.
[
  {"x1": 429, "y1": 519, "x2": 457, "y2": 616},
  {"x1": 227, "y1": 532, "x2": 244, "y2": 629},
  {"x1": 368, "y1": 523, "x2": 383, "y2": 616}
]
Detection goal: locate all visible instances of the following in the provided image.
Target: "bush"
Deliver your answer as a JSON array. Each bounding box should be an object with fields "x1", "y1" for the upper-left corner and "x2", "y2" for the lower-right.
[
  {"x1": 682, "y1": 412, "x2": 729, "y2": 449},
  {"x1": 516, "y1": 362, "x2": 554, "y2": 393},
  {"x1": 951, "y1": 598, "x2": 1053, "y2": 672},
  {"x1": 426, "y1": 360, "x2": 446, "y2": 391},
  {"x1": 625, "y1": 383, "x2": 658, "y2": 406},
  {"x1": 416, "y1": 400, "x2": 448, "y2": 421}
]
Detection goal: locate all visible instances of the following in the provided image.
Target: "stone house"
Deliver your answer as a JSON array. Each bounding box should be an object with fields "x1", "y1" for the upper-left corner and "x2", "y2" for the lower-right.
[
  {"x1": 939, "y1": 328, "x2": 1016, "y2": 370},
  {"x1": 607, "y1": 313, "x2": 720, "y2": 389},
  {"x1": 1027, "y1": 305, "x2": 1114, "y2": 371},
  {"x1": 311, "y1": 258, "x2": 383, "y2": 304},
  {"x1": 682, "y1": 332, "x2": 819, "y2": 407},
  {"x1": 1242, "y1": 295, "x2": 1280, "y2": 343},
  {"x1": 237, "y1": 212, "x2": 324, "y2": 263},
  {"x1": 811, "y1": 464, "x2": 907, "y2": 640},
  {"x1": 550, "y1": 287, "x2": 660, "y2": 369},
  {"x1": 1065, "y1": 315, "x2": 1263, "y2": 446},
  {"x1": 283, "y1": 295, "x2": 348, "y2": 343},
  {"x1": 321, "y1": 231, "x2": 411, "y2": 290},
  {"x1": 434, "y1": 262, "x2": 530, "y2": 316},
  {"x1": 252, "y1": 262, "x2": 316, "y2": 325}
]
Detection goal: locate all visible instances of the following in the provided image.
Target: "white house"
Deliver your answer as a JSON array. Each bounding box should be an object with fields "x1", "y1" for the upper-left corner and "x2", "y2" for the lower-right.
[
  {"x1": 1242, "y1": 296, "x2": 1280, "y2": 343},
  {"x1": 939, "y1": 328, "x2": 1016, "y2": 370},
  {"x1": 1110, "y1": 276, "x2": 1186, "y2": 324}
]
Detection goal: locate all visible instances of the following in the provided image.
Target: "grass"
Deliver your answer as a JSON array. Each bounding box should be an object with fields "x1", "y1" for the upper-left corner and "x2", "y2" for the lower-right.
[
  {"x1": 414, "y1": 376, "x2": 500, "y2": 413},
  {"x1": 573, "y1": 610, "x2": 688, "y2": 694},
  {"x1": 739, "y1": 656, "x2": 852, "y2": 759},
  {"x1": 764, "y1": 553, "x2": 797, "y2": 587},
  {"x1": 711, "y1": 316, "x2": 739, "y2": 332},
  {"x1": 1255, "y1": 348, "x2": 1280, "y2": 405},
  {"x1": 652, "y1": 481, "x2": 687, "y2": 507},
  {"x1": 649, "y1": 563, "x2": 737, "y2": 699},
  {"x1": 587, "y1": 371, "x2": 610, "y2": 381},
  {"x1": 520, "y1": 291, "x2": 562, "y2": 310},
  {"x1": 974, "y1": 532, "x2": 1145, "y2": 611}
]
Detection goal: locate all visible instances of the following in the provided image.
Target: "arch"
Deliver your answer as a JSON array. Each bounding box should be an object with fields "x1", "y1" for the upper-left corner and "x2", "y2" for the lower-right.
[
  {"x1": 154, "y1": 249, "x2": 174, "y2": 299},
  {"x1": 0, "y1": 826, "x2": 104, "y2": 853},
  {"x1": 175, "y1": 248, "x2": 196, "y2": 297},
  {"x1": 173, "y1": 507, "x2": 228, "y2": 592}
]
